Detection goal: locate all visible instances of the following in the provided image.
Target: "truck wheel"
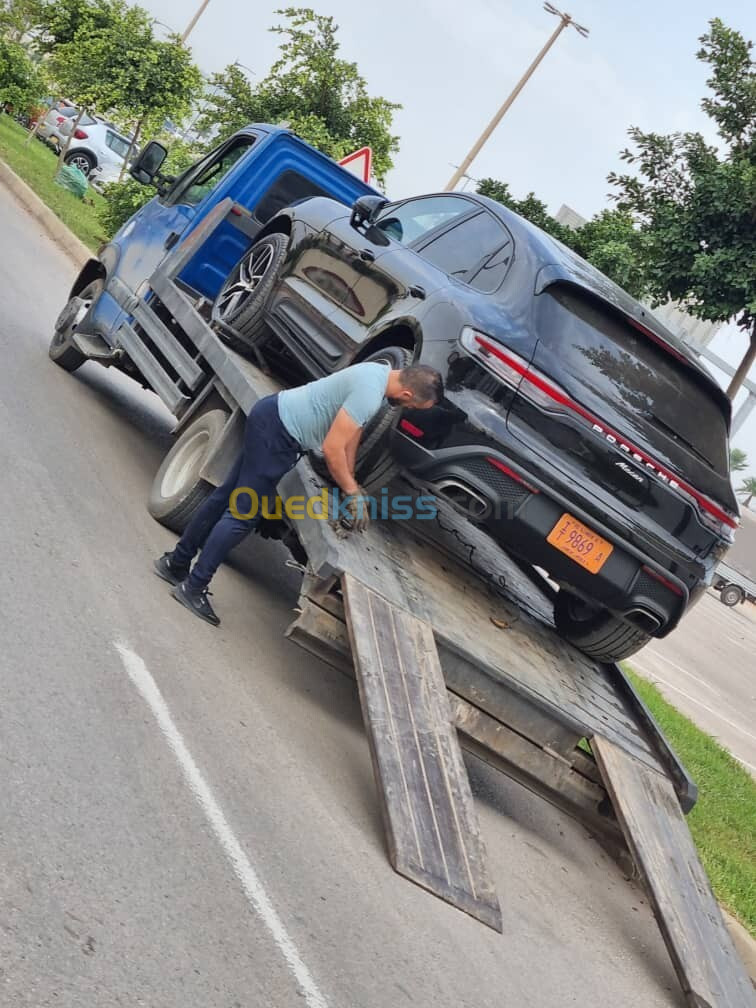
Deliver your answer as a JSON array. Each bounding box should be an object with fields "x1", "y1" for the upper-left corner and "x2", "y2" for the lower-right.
[
  {"x1": 49, "y1": 278, "x2": 104, "y2": 372},
  {"x1": 553, "y1": 590, "x2": 651, "y2": 662},
  {"x1": 213, "y1": 233, "x2": 289, "y2": 353},
  {"x1": 148, "y1": 410, "x2": 228, "y2": 532},
  {"x1": 720, "y1": 584, "x2": 743, "y2": 607},
  {"x1": 309, "y1": 346, "x2": 414, "y2": 493}
]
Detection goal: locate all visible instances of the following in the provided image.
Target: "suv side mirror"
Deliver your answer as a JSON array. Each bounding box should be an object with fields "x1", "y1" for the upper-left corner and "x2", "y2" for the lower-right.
[
  {"x1": 350, "y1": 194, "x2": 389, "y2": 230},
  {"x1": 129, "y1": 140, "x2": 168, "y2": 186}
]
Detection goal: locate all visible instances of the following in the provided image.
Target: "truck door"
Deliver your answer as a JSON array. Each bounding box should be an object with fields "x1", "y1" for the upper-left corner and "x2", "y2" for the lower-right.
[{"x1": 111, "y1": 134, "x2": 258, "y2": 296}]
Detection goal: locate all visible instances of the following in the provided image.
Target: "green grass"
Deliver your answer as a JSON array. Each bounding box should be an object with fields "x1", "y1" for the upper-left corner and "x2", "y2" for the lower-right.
[
  {"x1": 0, "y1": 114, "x2": 107, "y2": 251},
  {"x1": 624, "y1": 665, "x2": 756, "y2": 937}
]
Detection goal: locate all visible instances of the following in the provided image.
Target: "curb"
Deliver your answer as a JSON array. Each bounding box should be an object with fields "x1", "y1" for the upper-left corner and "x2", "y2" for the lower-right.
[
  {"x1": 2, "y1": 147, "x2": 756, "y2": 992},
  {"x1": 724, "y1": 910, "x2": 756, "y2": 988},
  {"x1": 0, "y1": 157, "x2": 92, "y2": 267}
]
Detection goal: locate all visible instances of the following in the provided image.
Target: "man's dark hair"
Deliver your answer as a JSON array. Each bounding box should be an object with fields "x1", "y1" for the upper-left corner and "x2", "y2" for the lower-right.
[{"x1": 400, "y1": 364, "x2": 444, "y2": 404}]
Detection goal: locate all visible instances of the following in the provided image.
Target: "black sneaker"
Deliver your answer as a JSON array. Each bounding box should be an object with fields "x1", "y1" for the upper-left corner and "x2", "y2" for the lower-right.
[
  {"x1": 153, "y1": 552, "x2": 188, "y2": 587},
  {"x1": 171, "y1": 580, "x2": 221, "y2": 627}
]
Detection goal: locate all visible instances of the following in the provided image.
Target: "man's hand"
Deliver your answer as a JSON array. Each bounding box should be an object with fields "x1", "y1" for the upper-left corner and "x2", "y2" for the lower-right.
[{"x1": 341, "y1": 486, "x2": 371, "y2": 533}]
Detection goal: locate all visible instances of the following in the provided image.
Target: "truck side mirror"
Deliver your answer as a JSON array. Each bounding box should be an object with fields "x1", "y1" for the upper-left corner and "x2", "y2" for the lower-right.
[
  {"x1": 350, "y1": 194, "x2": 389, "y2": 230},
  {"x1": 130, "y1": 140, "x2": 168, "y2": 186}
]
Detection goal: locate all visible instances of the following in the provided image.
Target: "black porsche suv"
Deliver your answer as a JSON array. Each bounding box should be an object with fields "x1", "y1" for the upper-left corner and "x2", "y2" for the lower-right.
[{"x1": 212, "y1": 190, "x2": 738, "y2": 662}]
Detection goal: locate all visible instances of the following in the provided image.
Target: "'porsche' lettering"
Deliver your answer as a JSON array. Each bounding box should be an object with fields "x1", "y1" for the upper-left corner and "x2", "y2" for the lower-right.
[{"x1": 591, "y1": 422, "x2": 681, "y2": 492}]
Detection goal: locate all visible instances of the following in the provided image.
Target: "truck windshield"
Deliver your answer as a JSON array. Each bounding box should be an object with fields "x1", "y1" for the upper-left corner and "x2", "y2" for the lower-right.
[{"x1": 537, "y1": 284, "x2": 729, "y2": 475}]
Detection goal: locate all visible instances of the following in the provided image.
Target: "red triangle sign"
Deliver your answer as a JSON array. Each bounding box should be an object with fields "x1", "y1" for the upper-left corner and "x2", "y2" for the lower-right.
[{"x1": 338, "y1": 147, "x2": 372, "y2": 183}]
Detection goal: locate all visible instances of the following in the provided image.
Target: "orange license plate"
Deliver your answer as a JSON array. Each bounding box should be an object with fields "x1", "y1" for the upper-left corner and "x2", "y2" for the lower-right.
[{"x1": 547, "y1": 513, "x2": 613, "y2": 574}]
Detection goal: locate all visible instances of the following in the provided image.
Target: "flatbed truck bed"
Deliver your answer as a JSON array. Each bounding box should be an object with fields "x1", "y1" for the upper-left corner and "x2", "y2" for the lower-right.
[{"x1": 68, "y1": 198, "x2": 754, "y2": 1007}]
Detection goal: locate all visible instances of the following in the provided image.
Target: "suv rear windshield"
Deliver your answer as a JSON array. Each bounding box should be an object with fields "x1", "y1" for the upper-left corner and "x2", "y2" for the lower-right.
[{"x1": 538, "y1": 285, "x2": 729, "y2": 475}]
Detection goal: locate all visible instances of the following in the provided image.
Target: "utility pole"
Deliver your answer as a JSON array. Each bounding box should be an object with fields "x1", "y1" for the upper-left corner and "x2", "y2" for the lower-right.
[
  {"x1": 181, "y1": 0, "x2": 212, "y2": 43},
  {"x1": 444, "y1": 4, "x2": 589, "y2": 192}
]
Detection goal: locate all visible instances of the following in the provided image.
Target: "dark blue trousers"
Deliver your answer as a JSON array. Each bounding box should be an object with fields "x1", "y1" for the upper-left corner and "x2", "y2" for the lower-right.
[{"x1": 172, "y1": 394, "x2": 300, "y2": 591}]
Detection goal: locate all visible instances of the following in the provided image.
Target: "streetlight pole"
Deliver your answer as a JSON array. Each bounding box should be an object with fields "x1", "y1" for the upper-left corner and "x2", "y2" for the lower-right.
[
  {"x1": 444, "y1": 4, "x2": 589, "y2": 192},
  {"x1": 181, "y1": 0, "x2": 212, "y2": 43},
  {"x1": 233, "y1": 61, "x2": 257, "y2": 78}
]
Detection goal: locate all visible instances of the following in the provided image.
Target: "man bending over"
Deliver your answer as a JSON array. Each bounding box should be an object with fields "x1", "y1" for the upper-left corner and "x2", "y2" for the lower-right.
[{"x1": 153, "y1": 361, "x2": 443, "y2": 625}]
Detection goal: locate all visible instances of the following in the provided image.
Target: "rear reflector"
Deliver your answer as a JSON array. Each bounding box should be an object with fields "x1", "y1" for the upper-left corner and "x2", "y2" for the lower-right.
[
  {"x1": 641, "y1": 565, "x2": 684, "y2": 597},
  {"x1": 399, "y1": 419, "x2": 424, "y2": 438},
  {"x1": 486, "y1": 456, "x2": 539, "y2": 493}
]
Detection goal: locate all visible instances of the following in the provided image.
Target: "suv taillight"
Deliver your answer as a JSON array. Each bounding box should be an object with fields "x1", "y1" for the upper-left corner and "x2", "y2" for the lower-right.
[
  {"x1": 73, "y1": 128, "x2": 88, "y2": 139},
  {"x1": 459, "y1": 326, "x2": 738, "y2": 535}
]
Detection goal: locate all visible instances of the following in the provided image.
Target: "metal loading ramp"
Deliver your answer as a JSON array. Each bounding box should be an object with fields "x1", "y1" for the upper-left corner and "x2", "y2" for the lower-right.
[{"x1": 281, "y1": 461, "x2": 754, "y2": 1008}]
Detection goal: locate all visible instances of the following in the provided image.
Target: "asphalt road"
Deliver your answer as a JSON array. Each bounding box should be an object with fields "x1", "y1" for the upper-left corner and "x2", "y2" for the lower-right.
[
  {"x1": 634, "y1": 593, "x2": 756, "y2": 777},
  {"x1": 0, "y1": 182, "x2": 690, "y2": 1007}
]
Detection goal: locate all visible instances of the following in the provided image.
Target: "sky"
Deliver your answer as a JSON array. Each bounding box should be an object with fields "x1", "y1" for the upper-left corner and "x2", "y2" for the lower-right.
[{"x1": 142, "y1": 0, "x2": 756, "y2": 466}]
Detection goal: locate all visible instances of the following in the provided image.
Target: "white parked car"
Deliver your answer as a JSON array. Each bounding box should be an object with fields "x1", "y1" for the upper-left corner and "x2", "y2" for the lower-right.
[
  {"x1": 37, "y1": 100, "x2": 82, "y2": 146},
  {"x1": 58, "y1": 118, "x2": 133, "y2": 186}
]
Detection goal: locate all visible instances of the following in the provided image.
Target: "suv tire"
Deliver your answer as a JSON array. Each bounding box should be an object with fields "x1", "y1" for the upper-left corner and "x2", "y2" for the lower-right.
[
  {"x1": 553, "y1": 590, "x2": 651, "y2": 662},
  {"x1": 213, "y1": 233, "x2": 288, "y2": 354},
  {"x1": 65, "y1": 150, "x2": 95, "y2": 176}
]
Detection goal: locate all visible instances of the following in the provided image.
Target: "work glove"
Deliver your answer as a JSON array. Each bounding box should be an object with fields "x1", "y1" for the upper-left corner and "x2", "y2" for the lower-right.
[{"x1": 341, "y1": 487, "x2": 371, "y2": 533}]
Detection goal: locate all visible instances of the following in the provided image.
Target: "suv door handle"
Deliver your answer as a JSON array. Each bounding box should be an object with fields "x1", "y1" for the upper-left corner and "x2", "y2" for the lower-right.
[
  {"x1": 409, "y1": 285, "x2": 426, "y2": 299},
  {"x1": 164, "y1": 231, "x2": 180, "y2": 250},
  {"x1": 359, "y1": 248, "x2": 375, "y2": 262}
]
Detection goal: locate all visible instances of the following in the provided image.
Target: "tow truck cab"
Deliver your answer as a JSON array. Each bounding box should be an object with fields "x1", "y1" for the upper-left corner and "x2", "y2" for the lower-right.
[{"x1": 72, "y1": 125, "x2": 379, "y2": 346}]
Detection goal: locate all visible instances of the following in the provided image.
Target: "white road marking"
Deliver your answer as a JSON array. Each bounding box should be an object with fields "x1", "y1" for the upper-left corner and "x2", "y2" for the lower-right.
[
  {"x1": 637, "y1": 649, "x2": 722, "y2": 697},
  {"x1": 115, "y1": 642, "x2": 329, "y2": 1008},
  {"x1": 640, "y1": 671, "x2": 756, "y2": 745}
]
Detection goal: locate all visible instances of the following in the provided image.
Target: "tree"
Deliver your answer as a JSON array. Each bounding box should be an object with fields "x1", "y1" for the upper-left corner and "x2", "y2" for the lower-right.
[
  {"x1": 608, "y1": 19, "x2": 756, "y2": 398},
  {"x1": 730, "y1": 447, "x2": 748, "y2": 473},
  {"x1": 0, "y1": 36, "x2": 46, "y2": 112},
  {"x1": 34, "y1": 0, "x2": 114, "y2": 52},
  {"x1": 0, "y1": 0, "x2": 43, "y2": 41},
  {"x1": 475, "y1": 179, "x2": 648, "y2": 299},
  {"x1": 198, "y1": 7, "x2": 401, "y2": 185},
  {"x1": 47, "y1": 1, "x2": 201, "y2": 172},
  {"x1": 98, "y1": 137, "x2": 199, "y2": 236},
  {"x1": 737, "y1": 476, "x2": 756, "y2": 509}
]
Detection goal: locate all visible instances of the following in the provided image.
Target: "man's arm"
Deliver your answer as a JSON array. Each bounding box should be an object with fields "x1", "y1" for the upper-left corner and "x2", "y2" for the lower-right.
[{"x1": 322, "y1": 408, "x2": 362, "y2": 495}]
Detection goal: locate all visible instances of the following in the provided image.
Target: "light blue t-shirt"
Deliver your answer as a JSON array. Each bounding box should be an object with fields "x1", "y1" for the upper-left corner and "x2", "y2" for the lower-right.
[{"x1": 278, "y1": 363, "x2": 391, "y2": 450}]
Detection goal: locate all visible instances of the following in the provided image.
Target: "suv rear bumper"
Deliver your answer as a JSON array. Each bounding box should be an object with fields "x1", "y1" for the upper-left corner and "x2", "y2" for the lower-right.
[{"x1": 393, "y1": 433, "x2": 695, "y2": 636}]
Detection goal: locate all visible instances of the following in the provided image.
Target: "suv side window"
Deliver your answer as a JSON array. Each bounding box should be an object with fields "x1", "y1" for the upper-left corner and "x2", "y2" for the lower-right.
[
  {"x1": 106, "y1": 130, "x2": 131, "y2": 161},
  {"x1": 166, "y1": 136, "x2": 256, "y2": 207},
  {"x1": 416, "y1": 211, "x2": 511, "y2": 283},
  {"x1": 373, "y1": 195, "x2": 475, "y2": 245},
  {"x1": 468, "y1": 235, "x2": 514, "y2": 292}
]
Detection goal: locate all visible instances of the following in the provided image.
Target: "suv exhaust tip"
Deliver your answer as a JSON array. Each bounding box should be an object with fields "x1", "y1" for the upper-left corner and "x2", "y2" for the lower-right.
[
  {"x1": 433, "y1": 479, "x2": 492, "y2": 522},
  {"x1": 625, "y1": 608, "x2": 663, "y2": 634}
]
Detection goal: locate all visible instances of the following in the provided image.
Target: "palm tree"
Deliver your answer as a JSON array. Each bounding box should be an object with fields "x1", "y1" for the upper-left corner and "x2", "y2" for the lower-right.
[
  {"x1": 737, "y1": 476, "x2": 756, "y2": 509},
  {"x1": 730, "y1": 447, "x2": 748, "y2": 473}
]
